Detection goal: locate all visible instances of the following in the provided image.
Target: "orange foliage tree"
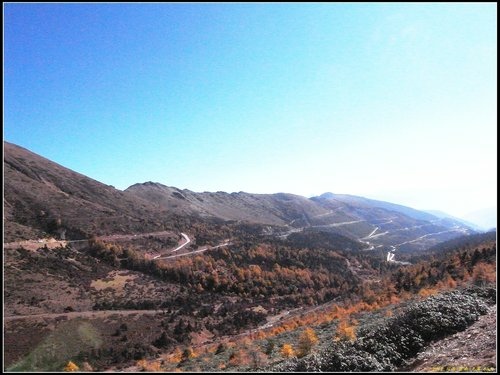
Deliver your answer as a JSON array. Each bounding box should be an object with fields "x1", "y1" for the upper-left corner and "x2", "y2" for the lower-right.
[
  {"x1": 334, "y1": 319, "x2": 357, "y2": 342},
  {"x1": 228, "y1": 349, "x2": 251, "y2": 367},
  {"x1": 297, "y1": 327, "x2": 318, "y2": 357},
  {"x1": 280, "y1": 343, "x2": 295, "y2": 358},
  {"x1": 166, "y1": 348, "x2": 183, "y2": 364},
  {"x1": 472, "y1": 262, "x2": 496, "y2": 286}
]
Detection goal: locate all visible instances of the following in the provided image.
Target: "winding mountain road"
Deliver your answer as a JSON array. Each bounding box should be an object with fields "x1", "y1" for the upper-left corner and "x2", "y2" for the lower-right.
[
  {"x1": 151, "y1": 232, "x2": 190, "y2": 259},
  {"x1": 173, "y1": 233, "x2": 191, "y2": 252},
  {"x1": 154, "y1": 240, "x2": 232, "y2": 260},
  {"x1": 362, "y1": 227, "x2": 379, "y2": 240}
]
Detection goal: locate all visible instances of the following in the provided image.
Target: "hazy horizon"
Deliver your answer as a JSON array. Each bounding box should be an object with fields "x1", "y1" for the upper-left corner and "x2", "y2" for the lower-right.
[{"x1": 4, "y1": 3, "x2": 497, "y2": 222}]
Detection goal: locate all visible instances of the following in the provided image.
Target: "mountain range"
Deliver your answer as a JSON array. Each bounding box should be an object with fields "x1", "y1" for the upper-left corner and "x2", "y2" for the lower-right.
[
  {"x1": 3, "y1": 141, "x2": 496, "y2": 373},
  {"x1": 4, "y1": 141, "x2": 478, "y2": 252}
]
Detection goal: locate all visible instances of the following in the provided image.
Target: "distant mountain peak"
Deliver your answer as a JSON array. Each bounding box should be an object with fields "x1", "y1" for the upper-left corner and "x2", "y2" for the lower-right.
[
  {"x1": 128, "y1": 181, "x2": 168, "y2": 189},
  {"x1": 319, "y1": 192, "x2": 336, "y2": 199}
]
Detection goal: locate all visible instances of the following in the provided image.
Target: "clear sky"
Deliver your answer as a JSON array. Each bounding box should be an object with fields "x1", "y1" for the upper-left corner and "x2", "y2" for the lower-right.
[{"x1": 4, "y1": 3, "x2": 497, "y2": 219}]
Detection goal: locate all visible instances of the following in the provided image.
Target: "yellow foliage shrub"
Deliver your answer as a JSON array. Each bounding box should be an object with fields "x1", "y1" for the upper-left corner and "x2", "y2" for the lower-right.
[{"x1": 63, "y1": 361, "x2": 79, "y2": 372}]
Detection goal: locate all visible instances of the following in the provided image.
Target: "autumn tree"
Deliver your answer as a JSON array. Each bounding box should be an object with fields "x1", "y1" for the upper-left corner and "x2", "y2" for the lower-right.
[
  {"x1": 472, "y1": 262, "x2": 496, "y2": 286},
  {"x1": 297, "y1": 327, "x2": 319, "y2": 357},
  {"x1": 148, "y1": 362, "x2": 162, "y2": 371},
  {"x1": 166, "y1": 348, "x2": 183, "y2": 364},
  {"x1": 180, "y1": 347, "x2": 196, "y2": 363},
  {"x1": 136, "y1": 359, "x2": 161, "y2": 371},
  {"x1": 228, "y1": 349, "x2": 251, "y2": 367},
  {"x1": 334, "y1": 319, "x2": 357, "y2": 342},
  {"x1": 280, "y1": 343, "x2": 295, "y2": 358}
]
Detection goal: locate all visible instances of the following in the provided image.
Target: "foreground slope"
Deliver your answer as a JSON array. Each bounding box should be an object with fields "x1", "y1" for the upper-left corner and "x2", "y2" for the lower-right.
[
  {"x1": 405, "y1": 304, "x2": 496, "y2": 372},
  {"x1": 125, "y1": 182, "x2": 328, "y2": 226}
]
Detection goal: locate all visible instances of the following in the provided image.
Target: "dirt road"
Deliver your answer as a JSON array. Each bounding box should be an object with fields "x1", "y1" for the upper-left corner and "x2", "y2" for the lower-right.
[{"x1": 4, "y1": 309, "x2": 166, "y2": 322}]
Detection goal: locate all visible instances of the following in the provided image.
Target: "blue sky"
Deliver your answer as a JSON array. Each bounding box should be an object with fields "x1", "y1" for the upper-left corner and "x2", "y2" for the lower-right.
[{"x1": 4, "y1": 3, "x2": 497, "y2": 219}]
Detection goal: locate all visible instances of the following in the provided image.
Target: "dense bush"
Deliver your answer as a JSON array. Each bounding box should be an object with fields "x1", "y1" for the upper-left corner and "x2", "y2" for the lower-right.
[
  {"x1": 397, "y1": 290, "x2": 487, "y2": 342},
  {"x1": 464, "y1": 285, "x2": 496, "y2": 304},
  {"x1": 358, "y1": 324, "x2": 424, "y2": 368},
  {"x1": 298, "y1": 343, "x2": 386, "y2": 372},
  {"x1": 271, "y1": 288, "x2": 491, "y2": 372}
]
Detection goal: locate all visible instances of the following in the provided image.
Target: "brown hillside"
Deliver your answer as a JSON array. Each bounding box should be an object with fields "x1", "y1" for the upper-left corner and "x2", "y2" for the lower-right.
[
  {"x1": 4, "y1": 142, "x2": 169, "y2": 241},
  {"x1": 4, "y1": 141, "x2": 476, "y2": 251}
]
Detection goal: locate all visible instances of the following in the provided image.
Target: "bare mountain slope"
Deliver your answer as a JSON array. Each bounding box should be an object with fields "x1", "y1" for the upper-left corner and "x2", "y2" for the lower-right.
[
  {"x1": 125, "y1": 182, "x2": 329, "y2": 226},
  {"x1": 4, "y1": 141, "x2": 475, "y2": 250},
  {"x1": 4, "y1": 142, "x2": 169, "y2": 241},
  {"x1": 314, "y1": 192, "x2": 438, "y2": 221},
  {"x1": 310, "y1": 193, "x2": 477, "y2": 251},
  {"x1": 126, "y1": 183, "x2": 476, "y2": 252}
]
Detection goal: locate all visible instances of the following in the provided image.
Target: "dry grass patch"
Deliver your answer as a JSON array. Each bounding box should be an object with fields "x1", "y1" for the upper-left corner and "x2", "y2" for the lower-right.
[{"x1": 90, "y1": 270, "x2": 137, "y2": 295}]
